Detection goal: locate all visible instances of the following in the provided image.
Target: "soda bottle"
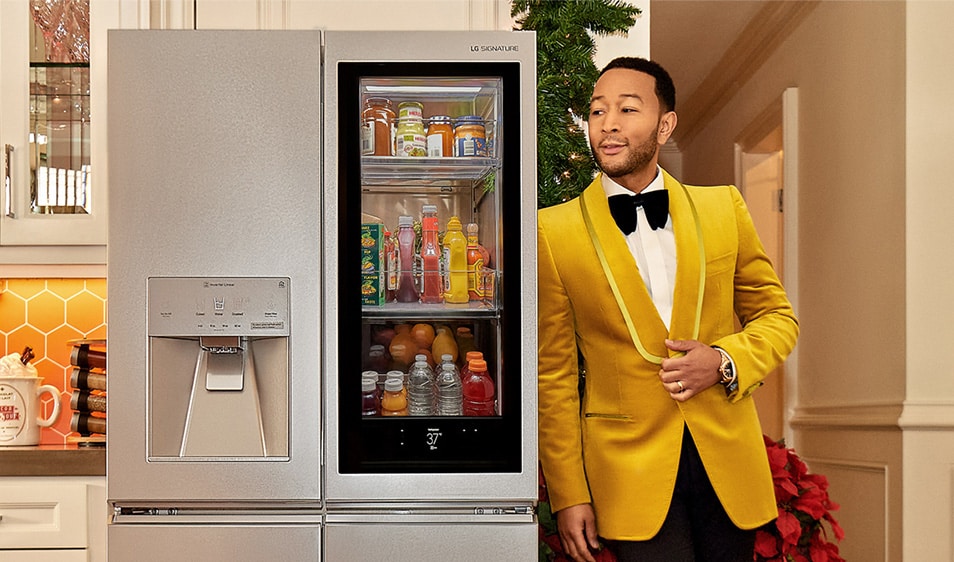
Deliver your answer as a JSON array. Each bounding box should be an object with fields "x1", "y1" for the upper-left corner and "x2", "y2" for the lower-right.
[
  {"x1": 462, "y1": 358, "x2": 496, "y2": 416},
  {"x1": 466, "y1": 223, "x2": 485, "y2": 301},
  {"x1": 395, "y1": 215, "x2": 420, "y2": 303},
  {"x1": 407, "y1": 354, "x2": 436, "y2": 416},
  {"x1": 420, "y1": 205, "x2": 443, "y2": 304},
  {"x1": 380, "y1": 377, "x2": 408, "y2": 416},
  {"x1": 442, "y1": 216, "x2": 469, "y2": 303},
  {"x1": 436, "y1": 354, "x2": 463, "y2": 416},
  {"x1": 361, "y1": 375, "x2": 380, "y2": 416}
]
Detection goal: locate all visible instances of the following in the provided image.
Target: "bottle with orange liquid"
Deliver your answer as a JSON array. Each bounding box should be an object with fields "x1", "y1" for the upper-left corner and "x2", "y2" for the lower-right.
[
  {"x1": 380, "y1": 377, "x2": 408, "y2": 416},
  {"x1": 466, "y1": 223, "x2": 485, "y2": 301}
]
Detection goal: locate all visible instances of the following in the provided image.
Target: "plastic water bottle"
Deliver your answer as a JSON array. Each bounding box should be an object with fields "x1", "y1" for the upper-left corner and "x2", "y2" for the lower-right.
[
  {"x1": 436, "y1": 354, "x2": 463, "y2": 416},
  {"x1": 407, "y1": 354, "x2": 435, "y2": 416}
]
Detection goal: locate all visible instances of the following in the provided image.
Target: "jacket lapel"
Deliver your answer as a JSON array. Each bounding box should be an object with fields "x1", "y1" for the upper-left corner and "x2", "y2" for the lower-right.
[
  {"x1": 663, "y1": 170, "x2": 704, "y2": 347},
  {"x1": 581, "y1": 175, "x2": 669, "y2": 358}
]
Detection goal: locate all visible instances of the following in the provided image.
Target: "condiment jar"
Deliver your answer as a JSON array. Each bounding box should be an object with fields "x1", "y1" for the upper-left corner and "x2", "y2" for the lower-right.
[
  {"x1": 395, "y1": 101, "x2": 427, "y2": 157},
  {"x1": 361, "y1": 97, "x2": 395, "y2": 156},
  {"x1": 454, "y1": 115, "x2": 487, "y2": 157},
  {"x1": 426, "y1": 116, "x2": 454, "y2": 157}
]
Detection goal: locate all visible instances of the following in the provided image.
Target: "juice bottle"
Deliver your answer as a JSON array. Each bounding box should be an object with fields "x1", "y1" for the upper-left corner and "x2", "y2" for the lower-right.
[
  {"x1": 466, "y1": 223, "x2": 485, "y2": 301},
  {"x1": 380, "y1": 377, "x2": 408, "y2": 416},
  {"x1": 462, "y1": 358, "x2": 496, "y2": 417},
  {"x1": 420, "y1": 205, "x2": 442, "y2": 304},
  {"x1": 442, "y1": 216, "x2": 469, "y2": 303},
  {"x1": 455, "y1": 327, "x2": 476, "y2": 363},
  {"x1": 361, "y1": 376, "x2": 380, "y2": 416},
  {"x1": 395, "y1": 215, "x2": 420, "y2": 303},
  {"x1": 432, "y1": 325, "x2": 458, "y2": 364}
]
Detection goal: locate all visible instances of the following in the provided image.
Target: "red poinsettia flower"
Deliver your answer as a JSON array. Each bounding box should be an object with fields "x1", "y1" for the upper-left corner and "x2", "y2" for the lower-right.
[{"x1": 755, "y1": 435, "x2": 846, "y2": 562}]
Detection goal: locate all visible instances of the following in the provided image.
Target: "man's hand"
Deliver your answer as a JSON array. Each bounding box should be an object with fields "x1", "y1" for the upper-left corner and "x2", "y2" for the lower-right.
[
  {"x1": 556, "y1": 503, "x2": 600, "y2": 562},
  {"x1": 659, "y1": 339, "x2": 722, "y2": 402}
]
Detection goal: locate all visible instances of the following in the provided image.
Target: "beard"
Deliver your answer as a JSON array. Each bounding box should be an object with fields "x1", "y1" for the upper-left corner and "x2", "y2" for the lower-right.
[{"x1": 592, "y1": 123, "x2": 660, "y2": 179}]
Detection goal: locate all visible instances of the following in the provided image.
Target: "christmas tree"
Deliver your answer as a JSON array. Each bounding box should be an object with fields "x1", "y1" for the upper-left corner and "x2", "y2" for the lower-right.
[{"x1": 512, "y1": 0, "x2": 642, "y2": 209}]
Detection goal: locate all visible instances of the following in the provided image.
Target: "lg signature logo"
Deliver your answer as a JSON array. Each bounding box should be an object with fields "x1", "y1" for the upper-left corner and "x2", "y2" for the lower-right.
[{"x1": 471, "y1": 45, "x2": 519, "y2": 52}]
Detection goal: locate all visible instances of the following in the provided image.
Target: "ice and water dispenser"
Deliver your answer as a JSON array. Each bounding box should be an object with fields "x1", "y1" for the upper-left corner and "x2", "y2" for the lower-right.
[{"x1": 146, "y1": 277, "x2": 290, "y2": 459}]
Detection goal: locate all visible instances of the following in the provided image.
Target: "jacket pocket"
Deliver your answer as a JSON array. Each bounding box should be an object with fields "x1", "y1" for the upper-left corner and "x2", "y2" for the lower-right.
[{"x1": 584, "y1": 412, "x2": 631, "y2": 420}]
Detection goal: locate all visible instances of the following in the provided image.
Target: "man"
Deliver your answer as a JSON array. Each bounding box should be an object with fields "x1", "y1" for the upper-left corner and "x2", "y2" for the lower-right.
[{"x1": 537, "y1": 57, "x2": 798, "y2": 562}]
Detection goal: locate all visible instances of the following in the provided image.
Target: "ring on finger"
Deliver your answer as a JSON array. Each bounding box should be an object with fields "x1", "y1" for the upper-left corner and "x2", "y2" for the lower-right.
[{"x1": 676, "y1": 380, "x2": 685, "y2": 392}]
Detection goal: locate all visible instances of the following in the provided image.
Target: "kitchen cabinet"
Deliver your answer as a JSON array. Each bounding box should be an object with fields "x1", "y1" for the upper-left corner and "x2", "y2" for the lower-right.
[
  {"x1": 0, "y1": 476, "x2": 106, "y2": 562},
  {"x1": 0, "y1": 0, "x2": 137, "y2": 264}
]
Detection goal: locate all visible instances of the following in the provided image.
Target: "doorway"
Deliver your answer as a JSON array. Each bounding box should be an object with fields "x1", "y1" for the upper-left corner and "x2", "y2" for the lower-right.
[{"x1": 735, "y1": 88, "x2": 799, "y2": 444}]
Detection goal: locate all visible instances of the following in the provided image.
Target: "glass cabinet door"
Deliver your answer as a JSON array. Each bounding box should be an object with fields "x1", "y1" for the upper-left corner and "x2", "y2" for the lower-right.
[{"x1": 0, "y1": 0, "x2": 111, "y2": 247}]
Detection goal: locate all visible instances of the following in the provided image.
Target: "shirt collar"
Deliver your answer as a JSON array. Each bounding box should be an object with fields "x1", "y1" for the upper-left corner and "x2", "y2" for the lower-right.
[{"x1": 601, "y1": 166, "x2": 665, "y2": 198}]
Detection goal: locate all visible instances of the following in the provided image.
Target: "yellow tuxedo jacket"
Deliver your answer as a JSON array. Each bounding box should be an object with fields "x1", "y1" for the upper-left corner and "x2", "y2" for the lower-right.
[{"x1": 537, "y1": 170, "x2": 798, "y2": 540}]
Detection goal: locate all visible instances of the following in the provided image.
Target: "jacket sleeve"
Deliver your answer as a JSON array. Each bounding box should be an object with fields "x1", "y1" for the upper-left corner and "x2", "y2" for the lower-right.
[
  {"x1": 537, "y1": 211, "x2": 593, "y2": 512},
  {"x1": 712, "y1": 186, "x2": 799, "y2": 400}
]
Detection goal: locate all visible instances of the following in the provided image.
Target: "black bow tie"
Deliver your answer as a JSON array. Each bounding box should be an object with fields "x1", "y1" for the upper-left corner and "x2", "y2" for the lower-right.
[{"x1": 608, "y1": 190, "x2": 669, "y2": 235}]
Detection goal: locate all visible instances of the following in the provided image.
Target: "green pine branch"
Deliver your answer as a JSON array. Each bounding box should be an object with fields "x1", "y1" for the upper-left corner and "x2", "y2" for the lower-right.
[{"x1": 512, "y1": 0, "x2": 642, "y2": 208}]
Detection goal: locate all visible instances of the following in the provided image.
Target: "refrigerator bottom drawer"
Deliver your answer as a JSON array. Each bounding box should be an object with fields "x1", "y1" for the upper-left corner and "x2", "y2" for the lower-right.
[
  {"x1": 108, "y1": 524, "x2": 320, "y2": 561},
  {"x1": 324, "y1": 520, "x2": 537, "y2": 561}
]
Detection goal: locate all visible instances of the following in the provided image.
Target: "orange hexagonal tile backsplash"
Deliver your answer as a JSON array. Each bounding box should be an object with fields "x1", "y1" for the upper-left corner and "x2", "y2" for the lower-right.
[{"x1": 0, "y1": 278, "x2": 106, "y2": 445}]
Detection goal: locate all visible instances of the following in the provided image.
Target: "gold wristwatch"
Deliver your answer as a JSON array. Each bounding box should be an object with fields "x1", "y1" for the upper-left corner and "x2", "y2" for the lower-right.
[{"x1": 714, "y1": 347, "x2": 739, "y2": 396}]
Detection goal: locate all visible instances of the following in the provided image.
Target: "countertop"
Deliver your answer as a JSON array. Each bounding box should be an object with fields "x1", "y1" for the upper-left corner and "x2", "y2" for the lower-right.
[{"x1": 0, "y1": 443, "x2": 106, "y2": 477}]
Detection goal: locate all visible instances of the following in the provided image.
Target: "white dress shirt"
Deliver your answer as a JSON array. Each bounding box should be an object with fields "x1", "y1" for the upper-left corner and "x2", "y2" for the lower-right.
[{"x1": 602, "y1": 168, "x2": 676, "y2": 329}]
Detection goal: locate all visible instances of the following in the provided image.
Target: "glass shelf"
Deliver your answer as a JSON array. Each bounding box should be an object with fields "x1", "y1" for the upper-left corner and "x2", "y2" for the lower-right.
[
  {"x1": 361, "y1": 156, "x2": 498, "y2": 182},
  {"x1": 362, "y1": 300, "x2": 498, "y2": 319}
]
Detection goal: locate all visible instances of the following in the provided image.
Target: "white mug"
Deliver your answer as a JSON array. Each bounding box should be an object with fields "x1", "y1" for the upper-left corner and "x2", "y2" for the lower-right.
[{"x1": 0, "y1": 376, "x2": 62, "y2": 446}]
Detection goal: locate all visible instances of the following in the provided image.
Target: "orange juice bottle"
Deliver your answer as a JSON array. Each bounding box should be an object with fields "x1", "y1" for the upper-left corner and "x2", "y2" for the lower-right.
[{"x1": 380, "y1": 377, "x2": 408, "y2": 416}]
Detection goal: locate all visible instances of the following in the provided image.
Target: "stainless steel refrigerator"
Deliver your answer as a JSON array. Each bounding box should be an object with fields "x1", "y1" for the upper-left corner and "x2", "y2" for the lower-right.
[{"x1": 106, "y1": 29, "x2": 536, "y2": 561}]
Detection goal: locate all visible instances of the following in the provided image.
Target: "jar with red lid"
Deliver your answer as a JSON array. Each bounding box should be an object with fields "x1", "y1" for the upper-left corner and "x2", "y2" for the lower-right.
[{"x1": 361, "y1": 97, "x2": 395, "y2": 156}]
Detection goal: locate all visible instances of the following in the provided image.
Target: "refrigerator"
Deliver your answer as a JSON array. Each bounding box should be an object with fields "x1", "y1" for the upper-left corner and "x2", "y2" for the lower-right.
[{"x1": 106, "y1": 29, "x2": 536, "y2": 561}]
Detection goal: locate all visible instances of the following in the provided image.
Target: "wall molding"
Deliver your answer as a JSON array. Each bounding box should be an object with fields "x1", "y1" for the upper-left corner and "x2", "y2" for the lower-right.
[
  {"x1": 791, "y1": 399, "x2": 954, "y2": 431},
  {"x1": 674, "y1": 0, "x2": 819, "y2": 149}
]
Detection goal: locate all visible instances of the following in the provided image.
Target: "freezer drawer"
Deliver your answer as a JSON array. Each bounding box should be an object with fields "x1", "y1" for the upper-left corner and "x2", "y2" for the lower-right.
[
  {"x1": 108, "y1": 524, "x2": 320, "y2": 561},
  {"x1": 324, "y1": 516, "x2": 536, "y2": 561}
]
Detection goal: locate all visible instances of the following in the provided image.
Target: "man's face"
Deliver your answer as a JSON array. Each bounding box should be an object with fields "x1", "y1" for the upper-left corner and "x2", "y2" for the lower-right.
[{"x1": 588, "y1": 68, "x2": 674, "y2": 187}]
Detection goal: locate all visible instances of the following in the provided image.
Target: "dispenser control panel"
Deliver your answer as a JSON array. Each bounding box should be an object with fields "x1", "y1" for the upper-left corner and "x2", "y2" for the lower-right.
[{"x1": 147, "y1": 277, "x2": 290, "y2": 337}]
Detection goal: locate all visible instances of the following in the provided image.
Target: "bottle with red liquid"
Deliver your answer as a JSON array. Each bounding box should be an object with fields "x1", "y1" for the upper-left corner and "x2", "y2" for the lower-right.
[
  {"x1": 361, "y1": 375, "x2": 380, "y2": 416},
  {"x1": 462, "y1": 355, "x2": 496, "y2": 416},
  {"x1": 420, "y1": 204, "x2": 442, "y2": 304},
  {"x1": 395, "y1": 215, "x2": 419, "y2": 303}
]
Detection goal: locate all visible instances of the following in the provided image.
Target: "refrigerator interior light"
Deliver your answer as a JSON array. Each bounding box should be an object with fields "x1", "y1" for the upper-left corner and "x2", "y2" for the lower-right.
[{"x1": 364, "y1": 85, "x2": 484, "y2": 95}]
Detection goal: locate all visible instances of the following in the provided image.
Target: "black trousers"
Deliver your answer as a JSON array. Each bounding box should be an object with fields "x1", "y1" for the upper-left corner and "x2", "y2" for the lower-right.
[{"x1": 603, "y1": 426, "x2": 756, "y2": 562}]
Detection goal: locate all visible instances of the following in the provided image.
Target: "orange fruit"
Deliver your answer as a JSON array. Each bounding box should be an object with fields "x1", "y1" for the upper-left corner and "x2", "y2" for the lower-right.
[{"x1": 410, "y1": 323, "x2": 436, "y2": 349}]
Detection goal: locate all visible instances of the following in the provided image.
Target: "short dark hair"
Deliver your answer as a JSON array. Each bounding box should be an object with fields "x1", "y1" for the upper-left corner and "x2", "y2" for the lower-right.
[{"x1": 599, "y1": 57, "x2": 676, "y2": 113}]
